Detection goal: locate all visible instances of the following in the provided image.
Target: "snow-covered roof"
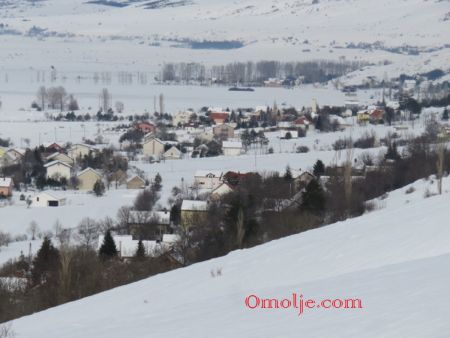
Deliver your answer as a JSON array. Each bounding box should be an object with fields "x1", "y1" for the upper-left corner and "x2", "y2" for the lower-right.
[
  {"x1": 44, "y1": 160, "x2": 72, "y2": 168},
  {"x1": 162, "y1": 234, "x2": 180, "y2": 244},
  {"x1": 35, "y1": 190, "x2": 66, "y2": 201},
  {"x1": 222, "y1": 141, "x2": 243, "y2": 149},
  {"x1": 153, "y1": 211, "x2": 171, "y2": 225},
  {"x1": 77, "y1": 167, "x2": 102, "y2": 177},
  {"x1": 181, "y1": 200, "x2": 208, "y2": 211},
  {"x1": 126, "y1": 175, "x2": 145, "y2": 183},
  {"x1": 194, "y1": 170, "x2": 223, "y2": 178},
  {"x1": 0, "y1": 177, "x2": 13, "y2": 188}
]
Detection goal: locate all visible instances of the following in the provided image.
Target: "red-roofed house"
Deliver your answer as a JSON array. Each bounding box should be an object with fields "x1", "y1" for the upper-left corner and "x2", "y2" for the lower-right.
[
  {"x1": 135, "y1": 121, "x2": 156, "y2": 134},
  {"x1": 209, "y1": 112, "x2": 229, "y2": 124},
  {"x1": 369, "y1": 109, "x2": 385, "y2": 124}
]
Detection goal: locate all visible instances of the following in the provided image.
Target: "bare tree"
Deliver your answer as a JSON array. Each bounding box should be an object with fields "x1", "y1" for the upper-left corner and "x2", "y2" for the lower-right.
[
  {"x1": 159, "y1": 93, "x2": 165, "y2": 115},
  {"x1": 75, "y1": 218, "x2": 100, "y2": 249},
  {"x1": 54, "y1": 220, "x2": 71, "y2": 247},
  {"x1": 27, "y1": 221, "x2": 39, "y2": 240},
  {"x1": 115, "y1": 101, "x2": 124, "y2": 114},
  {"x1": 99, "y1": 88, "x2": 112, "y2": 112},
  {"x1": 36, "y1": 86, "x2": 47, "y2": 110},
  {"x1": 436, "y1": 141, "x2": 445, "y2": 195},
  {"x1": 47, "y1": 86, "x2": 67, "y2": 111}
]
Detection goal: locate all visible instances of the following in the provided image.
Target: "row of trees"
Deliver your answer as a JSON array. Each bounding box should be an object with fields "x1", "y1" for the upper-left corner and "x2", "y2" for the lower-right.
[{"x1": 162, "y1": 59, "x2": 367, "y2": 85}]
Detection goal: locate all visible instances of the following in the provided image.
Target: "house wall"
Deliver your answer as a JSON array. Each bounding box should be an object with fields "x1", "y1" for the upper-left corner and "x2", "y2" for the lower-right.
[
  {"x1": 223, "y1": 147, "x2": 242, "y2": 156},
  {"x1": 46, "y1": 163, "x2": 71, "y2": 180},
  {"x1": 143, "y1": 139, "x2": 165, "y2": 157},
  {"x1": 181, "y1": 210, "x2": 207, "y2": 228},
  {"x1": 127, "y1": 177, "x2": 145, "y2": 189},
  {"x1": 194, "y1": 176, "x2": 222, "y2": 189},
  {"x1": 164, "y1": 147, "x2": 181, "y2": 159},
  {"x1": 78, "y1": 171, "x2": 101, "y2": 190},
  {"x1": 69, "y1": 145, "x2": 91, "y2": 159},
  {"x1": 52, "y1": 153, "x2": 74, "y2": 165},
  {"x1": 213, "y1": 125, "x2": 234, "y2": 140},
  {"x1": 0, "y1": 186, "x2": 12, "y2": 197}
]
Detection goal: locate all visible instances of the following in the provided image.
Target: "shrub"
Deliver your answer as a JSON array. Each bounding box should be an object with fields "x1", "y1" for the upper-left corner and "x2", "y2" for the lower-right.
[
  {"x1": 405, "y1": 186, "x2": 415, "y2": 194},
  {"x1": 296, "y1": 146, "x2": 309, "y2": 153}
]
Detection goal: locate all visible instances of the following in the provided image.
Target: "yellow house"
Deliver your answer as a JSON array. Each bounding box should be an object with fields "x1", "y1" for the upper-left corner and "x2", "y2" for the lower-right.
[
  {"x1": 77, "y1": 167, "x2": 102, "y2": 191},
  {"x1": 0, "y1": 147, "x2": 6, "y2": 158},
  {"x1": 357, "y1": 110, "x2": 370, "y2": 124},
  {"x1": 143, "y1": 137, "x2": 165, "y2": 158},
  {"x1": 180, "y1": 200, "x2": 208, "y2": 228},
  {"x1": 127, "y1": 175, "x2": 146, "y2": 189}
]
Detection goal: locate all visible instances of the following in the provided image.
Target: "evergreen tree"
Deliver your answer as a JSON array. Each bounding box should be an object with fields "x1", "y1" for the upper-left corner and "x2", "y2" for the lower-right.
[
  {"x1": 93, "y1": 179, "x2": 105, "y2": 196},
  {"x1": 152, "y1": 173, "x2": 162, "y2": 192},
  {"x1": 134, "y1": 239, "x2": 146, "y2": 259},
  {"x1": 99, "y1": 230, "x2": 118, "y2": 259},
  {"x1": 283, "y1": 166, "x2": 293, "y2": 181},
  {"x1": 443, "y1": 108, "x2": 449, "y2": 121},
  {"x1": 385, "y1": 142, "x2": 400, "y2": 161},
  {"x1": 313, "y1": 160, "x2": 325, "y2": 177},
  {"x1": 31, "y1": 236, "x2": 60, "y2": 286},
  {"x1": 301, "y1": 179, "x2": 325, "y2": 214}
]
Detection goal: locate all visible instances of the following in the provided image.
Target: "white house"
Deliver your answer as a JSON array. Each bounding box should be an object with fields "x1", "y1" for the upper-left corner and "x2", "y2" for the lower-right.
[
  {"x1": 33, "y1": 191, "x2": 66, "y2": 207},
  {"x1": 222, "y1": 141, "x2": 243, "y2": 156},
  {"x1": 194, "y1": 170, "x2": 223, "y2": 189},
  {"x1": 164, "y1": 146, "x2": 182, "y2": 160},
  {"x1": 173, "y1": 111, "x2": 194, "y2": 126},
  {"x1": 44, "y1": 160, "x2": 72, "y2": 180}
]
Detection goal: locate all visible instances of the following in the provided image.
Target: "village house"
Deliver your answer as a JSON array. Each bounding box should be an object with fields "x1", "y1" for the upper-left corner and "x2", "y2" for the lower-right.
[
  {"x1": 44, "y1": 160, "x2": 72, "y2": 180},
  {"x1": 173, "y1": 111, "x2": 194, "y2": 126},
  {"x1": 209, "y1": 112, "x2": 229, "y2": 124},
  {"x1": 0, "y1": 177, "x2": 13, "y2": 197},
  {"x1": 222, "y1": 141, "x2": 243, "y2": 156},
  {"x1": 213, "y1": 124, "x2": 235, "y2": 140},
  {"x1": 294, "y1": 171, "x2": 315, "y2": 190},
  {"x1": 293, "y1": 116, "x2": 311, "y2": 130},
  {"x1": 210, "y1": 182, "x2": 234, "y2": 200},
  {"x1": 68, "y1": 143, "x2": 97, "y2": 160},
  {"x1": 369, "y1": 109, "x2": 385, "y2": 124},
  {"x1": 33, "y1": 191, "x2": 66, "y2": 207},
  {"x1": 5, "y1": 148, "x2": 25, "y2": 164},
  {"x1": 128, "y1": 210, "x2": 172, "y2": 241},
  {"x1": 43, "y1": 142, "x2": 64, "y2": 153},
  {"x1": 134, "y1": 121, "x2": 156, "y2": 134},
  {"x1": 181, "y1": 200, "x2": 208, "y2": 228},
  {"x1": 77, "y1": 167, "x2": 102, "y2": 191},
  {"x1": 46, "y1": 152, "x2": 74, "y2": 166},
  {"x1": 357, "y1": 110, "x2": 370, "y2": 124},
  {"x1": 127, "y1": 175, "x2": 146, "y2": 189},
  {"x1": 164, "y1": 146, "x2": 182, "y2": 160},
  {"x1": 194, "y1": 170, "x2": 223, "y2": 189},
  {"x1": 143, "y1": 137, "x2": 165, "y2": 158}
]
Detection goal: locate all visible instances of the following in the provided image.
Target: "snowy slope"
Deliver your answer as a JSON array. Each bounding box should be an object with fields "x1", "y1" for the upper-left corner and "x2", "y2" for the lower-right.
[
  {"x1": 8, "y1": 179, "x2": 450, "y2": 337},
  {"x1": 0, "y1": 0, "x2": 449, "y2": 73}
]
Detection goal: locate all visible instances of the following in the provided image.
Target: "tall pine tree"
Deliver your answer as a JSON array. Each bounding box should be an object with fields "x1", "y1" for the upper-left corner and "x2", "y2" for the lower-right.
[
  {"x1": 99, "y1": 230, "x2": 118, "y2": 259},
  {"x1": 134, "y1": 239, "x2": 146, "y2": 260}
]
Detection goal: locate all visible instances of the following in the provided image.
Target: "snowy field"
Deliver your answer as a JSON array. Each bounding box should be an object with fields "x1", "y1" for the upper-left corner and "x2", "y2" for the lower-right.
[{"x1": 6, "y1": 176, "x2": 450, "y2": 337}]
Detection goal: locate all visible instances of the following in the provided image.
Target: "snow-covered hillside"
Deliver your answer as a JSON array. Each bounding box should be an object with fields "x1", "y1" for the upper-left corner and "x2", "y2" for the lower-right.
[
  {"x1": 7, "y1": 178, "x2": 450, "y2": 337},
  {"x1": 0, "y1": 0, "x2": 449, "y2": 74}
]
